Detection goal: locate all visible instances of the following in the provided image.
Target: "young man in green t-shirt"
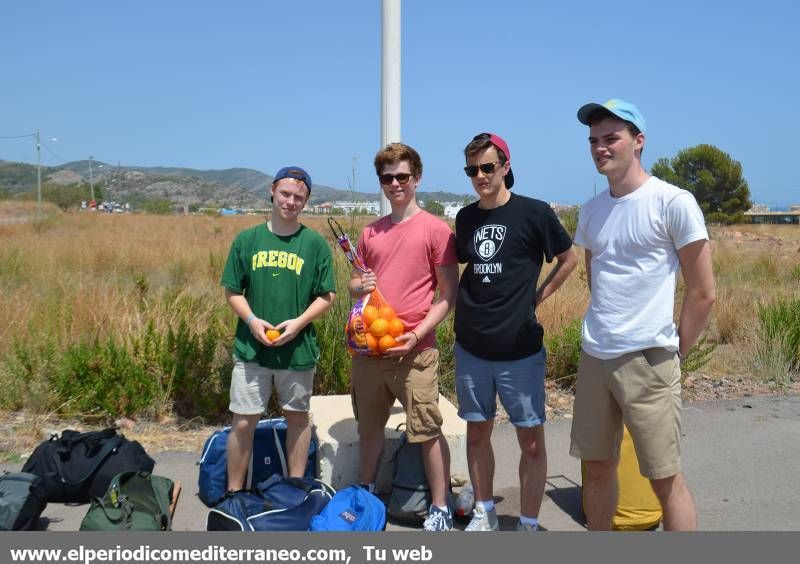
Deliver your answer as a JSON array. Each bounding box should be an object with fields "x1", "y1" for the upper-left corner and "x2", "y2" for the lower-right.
[{"x1": 220, "y1": 166, "x2": 335, "y2": 489}]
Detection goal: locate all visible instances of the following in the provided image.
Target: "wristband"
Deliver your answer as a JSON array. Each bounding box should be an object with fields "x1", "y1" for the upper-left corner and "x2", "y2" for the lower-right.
[
  {"x1": 410, "y1": 331, "x2": 419, "y2": 344},
  {"x1": 245, "y1": 313, "x2": 256, "y2": 324}
]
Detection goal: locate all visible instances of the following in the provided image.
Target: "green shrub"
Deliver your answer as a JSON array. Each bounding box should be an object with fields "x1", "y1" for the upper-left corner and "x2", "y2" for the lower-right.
[
  {"x1": 51, "y1": 338, "x2": 158, "y2": 418},
  {"x1": 0, "y1": 295, "x2": 234, "y2": 421},
  {"x1": 435, "y1": 312, "x2": 456, "y2": 401},
  {"x1": 681, "y1": 335, "x2": 716, "y2": 375},
  {"x1": 313, "y1": 253, "x2": 354, "y2": 396},
  {"x1": 545, "y1": 318, "x2": 582, "y2": 388},
  {"x1": 752, "y1": 299, "x2": 800, "y2": 386},
  {"x1": 558, "y1": 208, "x2": 579, "y2": 239}
]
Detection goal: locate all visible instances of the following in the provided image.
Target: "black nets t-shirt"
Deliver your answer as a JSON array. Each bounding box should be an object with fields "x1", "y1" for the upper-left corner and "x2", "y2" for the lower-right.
[{"x1": 455, "y1": 193, "x2": 573, "y2": 360}]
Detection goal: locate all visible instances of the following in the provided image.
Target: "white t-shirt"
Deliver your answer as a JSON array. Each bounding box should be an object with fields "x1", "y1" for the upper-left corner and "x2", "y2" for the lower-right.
[{"x1": 574, "y1": 176, "x2": 708, "y2": 360}]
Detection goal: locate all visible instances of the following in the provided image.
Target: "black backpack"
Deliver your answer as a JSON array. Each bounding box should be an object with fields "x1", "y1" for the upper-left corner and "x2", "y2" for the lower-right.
[{"x1": 21, "y1": 428, "x2": 155, "y2": 503}]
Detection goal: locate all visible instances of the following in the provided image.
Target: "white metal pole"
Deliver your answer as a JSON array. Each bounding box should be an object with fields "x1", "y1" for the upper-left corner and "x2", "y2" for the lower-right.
[
  {"x1": 35, "y1": 129, "x2": 42, "y2": 217},
  {"x1": 380, "y1": 0, "x2": 401, "y2": 217},
  {"x1": 88, "y1": 156, "x2": 95, "y2": 202}
]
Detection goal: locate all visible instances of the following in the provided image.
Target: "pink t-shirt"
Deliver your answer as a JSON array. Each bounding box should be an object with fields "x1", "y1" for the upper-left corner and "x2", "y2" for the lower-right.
[{"x1": 357, "y1": 210, "x2": 457, "y2": 350}]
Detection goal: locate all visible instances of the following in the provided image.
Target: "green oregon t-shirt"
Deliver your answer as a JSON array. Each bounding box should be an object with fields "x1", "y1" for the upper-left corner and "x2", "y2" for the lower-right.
[{"x1": 220, "y1": 223, "x2": 335, "y2": 370}]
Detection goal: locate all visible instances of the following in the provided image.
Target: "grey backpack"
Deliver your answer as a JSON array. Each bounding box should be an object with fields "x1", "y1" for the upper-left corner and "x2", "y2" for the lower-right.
[
  {"x1": 387, "y1": 433, "x2": 431, "y2": 523},
  {"x1": 0, "y1": 472, "x2": 47, "y2": 531}
]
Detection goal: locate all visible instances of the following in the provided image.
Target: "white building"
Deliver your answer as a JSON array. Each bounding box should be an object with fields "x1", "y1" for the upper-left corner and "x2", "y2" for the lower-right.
[
  {"x1": 331, "y1": 200, "x2": 381, "y2": 215},
  {"x1": 442, "y1": 202, "x2": 466, "y2": 219}
]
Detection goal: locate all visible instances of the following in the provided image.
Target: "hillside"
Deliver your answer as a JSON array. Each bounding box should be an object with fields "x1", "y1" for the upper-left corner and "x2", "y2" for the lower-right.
[{"x1": 0, "y1": 159, "x2": 468, "y2": 207}]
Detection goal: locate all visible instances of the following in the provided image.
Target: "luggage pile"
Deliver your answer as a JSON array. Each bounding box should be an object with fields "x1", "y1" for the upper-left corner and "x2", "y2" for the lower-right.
[
  {"x1": 3, "y1": 426, "x2": 179, "y2": 531},
  {"x1": 199, "y1": 418, "x2": 385, "y2": 532},
  {"x1": 5, "y1": 417, "x2": 408, "y2": 532}
]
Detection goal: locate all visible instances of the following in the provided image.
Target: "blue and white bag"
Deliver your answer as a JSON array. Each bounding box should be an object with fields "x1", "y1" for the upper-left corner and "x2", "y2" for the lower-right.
[
  {"x1": 206, "y1": 475, "x2": 335, "y2": 531},
  {"x1": 309, "y1": 486, "x2": 386, "y2": 531},
  {"x1": 197, "y1": 418, "x2": 316, "y2": 507}
]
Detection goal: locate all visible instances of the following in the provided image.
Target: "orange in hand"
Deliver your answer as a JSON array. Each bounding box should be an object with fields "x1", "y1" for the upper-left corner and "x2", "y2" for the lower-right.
[
  {"x1": 265, "y1": 329, "x2": 281, "y2": 342},
  {"x1": 369, "y1": 318, "x2": 389, "y2": 338},
  {"x1": 378, "y1": 334, "x2": 397, "y2": 353},
  {"x1": 378, "y1": 306, "x2": 396, "y2": 321},
  {"x1": 388, "y1": 318, "x2": 404, "y2": 338},
  {"x1": 362, "y1": 305, "x2": 379, "y2": 327},
  {"x1": 365, "y1": 332, "x2": 379, "y2": 352}
]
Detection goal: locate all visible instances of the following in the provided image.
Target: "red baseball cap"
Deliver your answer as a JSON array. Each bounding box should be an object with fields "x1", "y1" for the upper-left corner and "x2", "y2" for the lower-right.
[{"x1": 484, "y1": 133, "x2": 514, "y2": 189}]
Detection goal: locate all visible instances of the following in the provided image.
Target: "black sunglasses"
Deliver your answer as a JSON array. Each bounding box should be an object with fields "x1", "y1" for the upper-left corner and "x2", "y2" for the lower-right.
[
  {"x1": 464, "y1": 161, "x2": 500, "y2": 177},
  {"x1": 378, "y1": 173, "x2": 413, "y2": 185}
]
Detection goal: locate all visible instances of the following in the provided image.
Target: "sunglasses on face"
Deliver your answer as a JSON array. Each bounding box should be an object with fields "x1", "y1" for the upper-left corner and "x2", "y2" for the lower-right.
[
  {"x1": 378, "y1": 173, "x2": 413, "y2": 185},
  {"x1": 464, "y1": 161, "x2": 500, "y2": 177}
]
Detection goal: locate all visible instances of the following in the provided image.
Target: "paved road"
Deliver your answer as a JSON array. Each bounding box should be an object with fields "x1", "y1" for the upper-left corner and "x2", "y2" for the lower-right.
[{"x1": 4, "y1": 394, "x2": 798, "y2": 531}]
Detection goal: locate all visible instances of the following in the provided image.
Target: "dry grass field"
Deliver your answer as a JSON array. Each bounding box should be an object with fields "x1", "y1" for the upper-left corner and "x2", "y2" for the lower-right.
[{"x1": 1, "y1": 204, "x2": 798, "y2": 454}]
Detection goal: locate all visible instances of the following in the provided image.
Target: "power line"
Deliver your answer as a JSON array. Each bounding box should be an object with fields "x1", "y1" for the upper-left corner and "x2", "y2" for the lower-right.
[
  {"x1": 40, "y1": 139, "x2": 70, "y2": 164},
  {"x1": 0, "y1": 133, "x2": 35, "y2": 139}
]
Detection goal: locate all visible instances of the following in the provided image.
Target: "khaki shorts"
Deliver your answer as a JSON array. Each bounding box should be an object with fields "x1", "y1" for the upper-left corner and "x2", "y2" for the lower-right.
[
  {"x1": 569, "y1": 348, "x2": 682, "y2": 479},
  {"x1": 350, "y1": 348, "x2": 443, "y2": 443},
  {"x1": 229, "y1": 359, "x2": 314, "y2": 415}
]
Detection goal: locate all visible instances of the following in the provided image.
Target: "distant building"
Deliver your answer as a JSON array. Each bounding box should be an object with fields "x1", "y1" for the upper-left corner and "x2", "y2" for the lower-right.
[
  {"x1": 310, "y1": 202, "x2": 333, "y2": 214},
  {"x1": 331, "y1": 200, "x2": 381, "y2": 215},
  {"x1": 748, "y1": 203, "x2": 770, "y2": 214},
  {"x1": 442, "y1": 202, "x2": 465, "y2": 219},
  {"x1": 744, "y1": 204, "x2": 800, "y2": 225}
]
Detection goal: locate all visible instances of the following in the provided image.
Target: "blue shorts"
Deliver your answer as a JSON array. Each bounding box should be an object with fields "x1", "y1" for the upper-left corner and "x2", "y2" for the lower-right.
[{"x1": 455, "y1": 342, "x2": 547, "y2": 428}]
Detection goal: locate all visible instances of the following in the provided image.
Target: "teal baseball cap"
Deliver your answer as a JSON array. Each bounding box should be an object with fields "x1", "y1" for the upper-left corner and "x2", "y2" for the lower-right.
[{"x1": 577, "y1": 98, "x2": 647, "y2": 133}]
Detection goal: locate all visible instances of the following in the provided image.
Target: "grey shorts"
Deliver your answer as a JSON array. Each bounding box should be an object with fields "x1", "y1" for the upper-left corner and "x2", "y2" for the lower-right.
[
  {"x1": 229, "y1": 359, "x2": 314, "y2": 415},
  {"x1": 569, "y1": 348, "x2": 682, "y2": 480},
  {"x1": 455, "y1": 342, "x2": 547, "y2": 427}
]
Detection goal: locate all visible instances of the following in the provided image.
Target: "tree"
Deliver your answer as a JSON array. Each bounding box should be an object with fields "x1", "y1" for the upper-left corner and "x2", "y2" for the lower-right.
[
  {"x1": 40, "y1": 182, "x2": 99, "y2": 211},
  {"x1": 651, "y1": 144, "x2": 751, "y2": 224},
  {"x1": 423, "y1": 200, "x2": 444, "y2": 216},
  {"x1": 142, "y1": 198, "x2": 174, "y2": 215}
]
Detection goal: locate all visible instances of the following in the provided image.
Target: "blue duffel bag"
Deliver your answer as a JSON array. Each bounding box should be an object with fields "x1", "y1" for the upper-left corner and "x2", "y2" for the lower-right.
[
  {"x1": 206, "y1": 475, "x2": 335, "y2": 531},
  {"x1": 309, "y1": 485, "x2": 386, "y2": 531},
  {"x1": 197, "y1": 418, "x2": 316, "y2": 507}
]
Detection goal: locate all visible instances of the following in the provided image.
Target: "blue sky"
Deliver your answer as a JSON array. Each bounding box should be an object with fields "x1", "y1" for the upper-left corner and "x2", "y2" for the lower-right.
[{"x1": 2, "y1": 0, "x2": 798, "y2": 206}]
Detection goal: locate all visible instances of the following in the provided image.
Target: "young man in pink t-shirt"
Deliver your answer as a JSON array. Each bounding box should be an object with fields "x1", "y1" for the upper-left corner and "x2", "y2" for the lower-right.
[{"x1": 349, "y1": 143, "x2": 459, "y2": 531}]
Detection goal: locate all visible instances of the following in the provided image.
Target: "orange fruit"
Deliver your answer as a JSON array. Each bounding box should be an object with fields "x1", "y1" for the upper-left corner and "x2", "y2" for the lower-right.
[
  {"x1": 369, "y1": 318, "x2": 389, "y2": 338},
  {"x1": 378, "y1": 306, "x2": 396, "y2": 321},
  {"x1": 365, "y1": 332, "x2": 379, "y2": 352},
  {"x1": 378, "y1": 334, "x2": 397, "y2": 353},
  {"x1": 265, "y1": 329, "x2": 281, "y2": 342},
  {"x1": 388, "y1": 317, "x2": 404, "y2": 338},
  {"x1": 362, "y1": 305, "x2": 379, "y2": 327}
]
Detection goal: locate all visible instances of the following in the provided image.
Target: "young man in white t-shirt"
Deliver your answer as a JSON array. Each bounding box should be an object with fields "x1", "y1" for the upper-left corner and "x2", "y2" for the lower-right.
[{"x1": 570, "y1": 99, "x2": 716, "y2": 531}]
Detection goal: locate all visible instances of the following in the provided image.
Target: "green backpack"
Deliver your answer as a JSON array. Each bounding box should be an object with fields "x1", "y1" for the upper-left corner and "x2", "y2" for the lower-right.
[{"x1": 80, "y1": 471, "x2": 174, "y2": 531}]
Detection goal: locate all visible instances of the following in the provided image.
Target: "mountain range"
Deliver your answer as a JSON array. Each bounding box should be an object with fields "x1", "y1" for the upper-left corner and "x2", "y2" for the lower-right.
[{"x1": 0, "y1": 159, "x2": 470, "y2": 208}]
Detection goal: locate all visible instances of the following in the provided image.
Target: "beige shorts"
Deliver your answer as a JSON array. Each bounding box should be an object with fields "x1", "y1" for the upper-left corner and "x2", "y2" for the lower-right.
[
  {"x1": 569, "y1": 348, "x2": 682, "y2": 479},
  {"x1": 229, "y1": 359, "x2": 314, "y2": 415},
  {"x1": 350, "y1": 348, "x2": 443, "y2": 443}
]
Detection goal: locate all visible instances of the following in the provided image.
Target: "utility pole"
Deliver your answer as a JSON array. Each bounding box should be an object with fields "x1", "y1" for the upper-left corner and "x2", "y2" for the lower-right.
[
  {"x1": 35, "y1": 129, "x2": 42, "y2": 217},
  {"x1": 88, "y1": 155, "x2": 95, "y2": 202},
  {"x1": 351, "y1": 157, "x2": 357, "y2": 192},
  {"x1": 380, "y1": 0, "x2": 401, "y2": 217}
]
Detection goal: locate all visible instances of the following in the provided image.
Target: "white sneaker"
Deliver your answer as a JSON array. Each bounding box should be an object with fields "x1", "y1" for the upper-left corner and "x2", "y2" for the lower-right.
[
  {"x1": 464, "y1": 507, "x2": 499, "y2": 531},
  {"x1": 422, "y1": 505, "x2": 454, "y2": 532},
  {"x1": 516, "y1": 520, "x2": 540, "y2": 531}
]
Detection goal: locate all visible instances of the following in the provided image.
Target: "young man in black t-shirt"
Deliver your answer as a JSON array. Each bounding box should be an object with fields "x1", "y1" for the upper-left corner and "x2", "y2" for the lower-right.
[{"x1": 454, "y1": 133, "x2": 577, "y2": 531}]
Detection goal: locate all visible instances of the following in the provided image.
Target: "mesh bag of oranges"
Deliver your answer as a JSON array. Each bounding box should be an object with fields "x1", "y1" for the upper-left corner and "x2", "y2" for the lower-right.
[
  {"x1": 328, "y1": 218, "x2": 405, "y2": 357},
  {"x1": 345, "y1": 291, "x2": 405, "y2": 357}
]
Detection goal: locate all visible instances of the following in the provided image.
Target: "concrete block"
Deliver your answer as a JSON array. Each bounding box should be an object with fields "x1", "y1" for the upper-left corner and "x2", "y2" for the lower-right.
[{"x1": 309, "y1": 394, "x2": 467, "y2": 493}]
